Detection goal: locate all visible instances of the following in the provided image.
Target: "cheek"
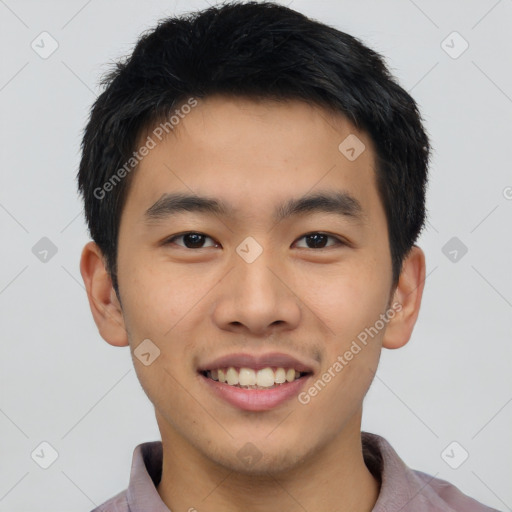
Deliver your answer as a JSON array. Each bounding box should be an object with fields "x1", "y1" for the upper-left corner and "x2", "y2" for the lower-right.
[
  {"x1": 121, "y1": 262, "x2": 202, "y2": 339},
  {"x1": 294, "y1": 257, "x2": 389, "y2": 338},
  {"x1": 120, "y1": 263, "x2": 206, "y2": 386},
  {"x1": 293, "y1": 258, "x2": 388, "y2": 408},
  {"x1": 120, "y1": 265, "x2": 202, "y2": 407}
]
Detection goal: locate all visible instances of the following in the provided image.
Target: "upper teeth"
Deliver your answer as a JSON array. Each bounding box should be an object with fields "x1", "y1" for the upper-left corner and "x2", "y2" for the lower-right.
[{"x1": 207, "y1": 367, "x2": 301, "y2": 388}]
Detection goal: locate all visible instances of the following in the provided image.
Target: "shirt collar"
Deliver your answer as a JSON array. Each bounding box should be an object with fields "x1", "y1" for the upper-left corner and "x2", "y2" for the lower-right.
[
  {"x1": 126, "y1": 440, "x2": 170, "y2": 511},
  {"x1": 361, "y1": 432, "x2": 457, "y2": 511}
]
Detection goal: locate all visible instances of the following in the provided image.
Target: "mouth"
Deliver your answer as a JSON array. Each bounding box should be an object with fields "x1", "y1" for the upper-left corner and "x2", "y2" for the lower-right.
[{"x1": 197, "y1": 352, "x2": 315, "y2": 411}]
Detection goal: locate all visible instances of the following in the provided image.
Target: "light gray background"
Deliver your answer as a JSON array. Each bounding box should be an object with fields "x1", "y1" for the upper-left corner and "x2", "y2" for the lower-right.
[{"x1": 1, "y1": 0, "x2": 511, "y2": 510}]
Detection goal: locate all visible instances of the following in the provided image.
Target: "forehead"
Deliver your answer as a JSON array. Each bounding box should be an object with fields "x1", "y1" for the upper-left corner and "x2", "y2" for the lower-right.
[{"x1": 123, "y1": 95, "x2": 383, "y2": 226}]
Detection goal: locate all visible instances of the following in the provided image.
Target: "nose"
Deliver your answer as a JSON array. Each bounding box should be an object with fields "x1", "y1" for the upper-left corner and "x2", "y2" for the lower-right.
[{"x1": 211, "y1": 248, "x2": 302, "y2": 336}]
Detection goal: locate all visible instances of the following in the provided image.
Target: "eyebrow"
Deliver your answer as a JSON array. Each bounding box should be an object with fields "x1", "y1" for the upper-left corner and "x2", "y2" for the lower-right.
[{"x1": 143, "y1": 190, "x2": 366, "y2": 225}]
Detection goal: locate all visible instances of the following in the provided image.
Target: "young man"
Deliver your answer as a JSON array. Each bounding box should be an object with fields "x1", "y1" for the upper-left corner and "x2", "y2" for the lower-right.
[{"x1": 78, "y1": 2, "x2": 498, "y2": 511}]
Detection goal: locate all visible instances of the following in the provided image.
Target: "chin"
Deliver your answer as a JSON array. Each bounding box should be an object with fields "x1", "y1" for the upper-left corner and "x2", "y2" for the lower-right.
[{"x1": 205, "y1": 439, "x2": 312, "y2": 477}]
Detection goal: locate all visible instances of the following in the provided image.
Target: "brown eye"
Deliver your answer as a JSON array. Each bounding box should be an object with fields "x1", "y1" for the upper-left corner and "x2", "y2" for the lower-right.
[
  {"x1": 166, "y1": 232, "x2": 218, "y2": 248},
  {"x1": 294, "y1": 232, "x2": 343, "y2": 249}
]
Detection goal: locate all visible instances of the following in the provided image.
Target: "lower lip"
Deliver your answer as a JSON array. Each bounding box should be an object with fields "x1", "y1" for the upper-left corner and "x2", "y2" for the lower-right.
[{"x1": 199, "y1": 373, "x2": 311, "y2": 412}]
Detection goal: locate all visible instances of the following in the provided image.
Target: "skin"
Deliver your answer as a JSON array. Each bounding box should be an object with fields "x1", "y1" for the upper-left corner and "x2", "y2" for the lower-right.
[{"x1": 80, "y1": 95, "x2": 426, "y2": 512}]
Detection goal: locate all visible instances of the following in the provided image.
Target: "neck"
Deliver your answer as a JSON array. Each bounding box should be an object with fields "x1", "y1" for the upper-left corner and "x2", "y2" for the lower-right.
[{"x1": 156, "y1": 410, "x2": 380, "y2": 512}]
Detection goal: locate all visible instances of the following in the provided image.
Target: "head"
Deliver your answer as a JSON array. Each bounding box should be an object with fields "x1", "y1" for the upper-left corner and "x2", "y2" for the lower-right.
[{"x1": 79, "y1": 1, "x2": 428, "y2": 475}]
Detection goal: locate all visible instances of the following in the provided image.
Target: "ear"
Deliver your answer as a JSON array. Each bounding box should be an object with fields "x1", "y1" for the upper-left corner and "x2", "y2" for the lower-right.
[
  {"x1": 382, "y1": 245, "x2": 426, "y2": 350},
  {"x1": 79, "y1": 241, "x2": 129, "y2": 347}
]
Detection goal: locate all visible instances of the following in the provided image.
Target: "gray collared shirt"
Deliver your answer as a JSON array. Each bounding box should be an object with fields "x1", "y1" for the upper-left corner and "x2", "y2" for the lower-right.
[{"x1": 91, "y1": 432, "x2": 499, "y2": 511}]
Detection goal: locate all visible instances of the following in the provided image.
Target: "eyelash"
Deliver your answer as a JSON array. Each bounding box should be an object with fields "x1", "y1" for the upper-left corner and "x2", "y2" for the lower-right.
[{"x1": 164, "y1": 231, "x2": 347, "y2": 249}]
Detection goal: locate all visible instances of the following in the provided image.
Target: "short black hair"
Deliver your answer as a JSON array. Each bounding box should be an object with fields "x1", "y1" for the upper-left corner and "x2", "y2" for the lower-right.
[{"x1": 77, "y1": 0, "x2": 430, "y2": 298}]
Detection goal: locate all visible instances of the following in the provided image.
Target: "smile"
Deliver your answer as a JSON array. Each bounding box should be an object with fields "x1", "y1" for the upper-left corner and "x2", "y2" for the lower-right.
[
  {"x1": 197, "y1": 352, "x2": 316, "y2": 411},
  {"x1": 201, "y1": 366, "x2": 309, "y2": 389}
]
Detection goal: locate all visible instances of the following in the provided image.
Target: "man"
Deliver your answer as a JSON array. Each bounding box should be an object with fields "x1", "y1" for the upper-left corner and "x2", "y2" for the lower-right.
[{"x1": 78, "y1": 2, "x2": 499, "y2": 510}]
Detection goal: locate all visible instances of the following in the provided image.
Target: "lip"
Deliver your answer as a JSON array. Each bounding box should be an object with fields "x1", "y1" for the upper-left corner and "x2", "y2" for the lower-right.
[
  {"x1": 197, "y1": 351, "x2": 316, "y2": 412},
  {"x1": 199, "y1": 371, "x2": 312, "y2": 411},
  {"x1": 197, "y1": 351, "x2": 316, "y2": 373}
]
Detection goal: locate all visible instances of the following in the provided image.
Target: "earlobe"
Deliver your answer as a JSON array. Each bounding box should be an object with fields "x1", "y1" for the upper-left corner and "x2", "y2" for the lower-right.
[
  {"x1": 382, "y1": 245, "x2": 426, "y2": 350},
  {"x1": 79, "y1": 241, "x2": 129, "y2": 347}
]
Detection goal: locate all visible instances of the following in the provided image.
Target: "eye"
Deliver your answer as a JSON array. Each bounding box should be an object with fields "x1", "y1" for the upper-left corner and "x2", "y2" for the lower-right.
[
  {"x1": 165, "y1": 232, "x2": 219, "y2": 249},
  {"x1": 294, "y1": 232, "x2": 345, "y2": 249}
]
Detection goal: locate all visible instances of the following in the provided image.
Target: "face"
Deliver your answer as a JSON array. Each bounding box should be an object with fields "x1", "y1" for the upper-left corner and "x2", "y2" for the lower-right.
[{"x1": 114, "y1": 96, "x2": 395, "y2": 474}]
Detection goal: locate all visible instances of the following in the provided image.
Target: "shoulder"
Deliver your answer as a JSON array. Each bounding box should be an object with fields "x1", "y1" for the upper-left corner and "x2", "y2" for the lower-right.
[
  {"x1": 90, "y1": 489, "x2": 129, "y2": 512},
  {"x1": 412, "y1": 470, "x2": 501, "y2": 512},
  {"x1": 362, "y1": 432, "x2": 500, "y2": 511}
]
